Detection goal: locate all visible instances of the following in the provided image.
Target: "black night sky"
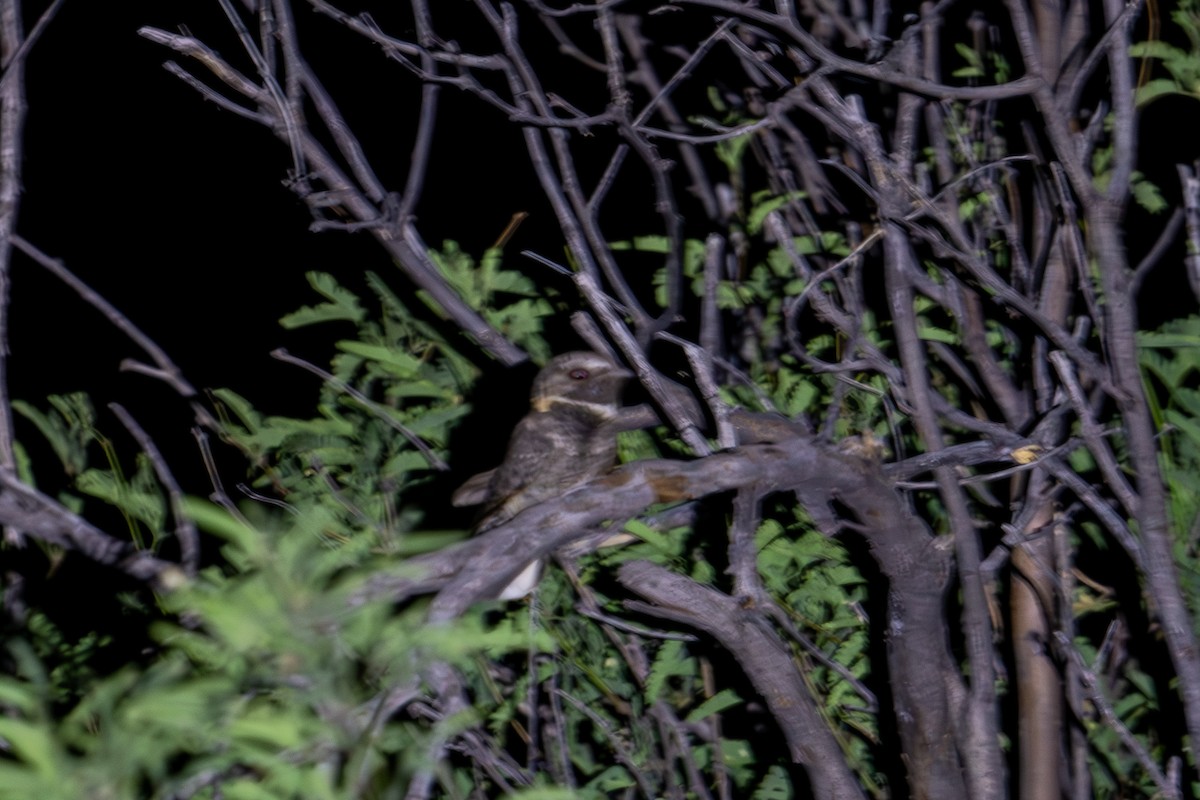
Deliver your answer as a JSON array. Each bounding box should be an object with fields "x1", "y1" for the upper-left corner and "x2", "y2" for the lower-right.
[
  {"x1": 13, "y1": 1, "x2": 576, "y2": 490},
  {"x1": 9, "y1": 0, "x2": 1200, "y2": 497}
]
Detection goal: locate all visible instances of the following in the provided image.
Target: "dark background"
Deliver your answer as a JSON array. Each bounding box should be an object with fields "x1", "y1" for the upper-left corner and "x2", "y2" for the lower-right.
[
  {"x1": 12, "y1": 1, "x2": 573, "y2": 492},
  {"x1": 10, "y1": 1, "x2": 1200, "y2": 494}
]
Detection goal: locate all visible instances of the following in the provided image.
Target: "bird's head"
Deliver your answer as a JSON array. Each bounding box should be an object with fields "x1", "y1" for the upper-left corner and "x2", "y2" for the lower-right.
[{"x1": 530, "y1": 351, "x2": 633, "y2": 417}]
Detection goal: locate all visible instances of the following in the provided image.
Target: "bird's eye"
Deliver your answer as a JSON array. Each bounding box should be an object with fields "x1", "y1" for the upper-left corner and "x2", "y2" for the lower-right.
[{"x1": 569, "y1": 368, "x2": 590, "y2": 380}]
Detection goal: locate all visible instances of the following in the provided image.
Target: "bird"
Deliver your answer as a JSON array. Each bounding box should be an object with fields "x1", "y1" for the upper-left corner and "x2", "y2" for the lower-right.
[{"x1": 452, "y1": 351, "x2": 633, "y2": 599}]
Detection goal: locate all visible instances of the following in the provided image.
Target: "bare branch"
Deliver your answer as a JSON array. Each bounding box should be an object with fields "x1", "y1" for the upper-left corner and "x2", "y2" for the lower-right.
[
  {"x1": 619, "y1": 560, "x2": 867, "y2": 800},
  {"x1": 12, "y1": 235, "x2": 198, "y2": 398},
  {"x1": 109, "y1": 403, "x2": 200, "y2": 577},
  {"x1": 1180, "y1": 162, "x2": 1200, "y2": 304},
  {"x1": 1055, "y1": 630, "x2": 1182, "y2": 800},
  {"x1": 138, "y1": 24, "x2": 528, "y2": 367},
  {"x1": 0, "y1": 470, "x2": 180, "y2": 587}
]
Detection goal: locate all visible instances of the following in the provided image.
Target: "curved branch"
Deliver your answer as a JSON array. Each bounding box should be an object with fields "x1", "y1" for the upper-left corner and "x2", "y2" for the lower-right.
[{"x1": 619, "y1": 560, "x2": 867, "y2": 800}]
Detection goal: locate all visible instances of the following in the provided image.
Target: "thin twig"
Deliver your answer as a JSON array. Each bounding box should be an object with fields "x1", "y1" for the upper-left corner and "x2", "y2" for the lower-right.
[
  {"x1": 141, "y1": 24, "x2": 528, "y2": 367},
  {"x1": 192, "y1": 426, "x2": 250, "y2": 525},
  {"x1": 109, "y1": 403, "x2": 200, "y2": 576},
  {"x1": 1055, "y1": 631, "x2": 1180, "y2": 800},
  {"x1": 554, "y1": 688, "x2": 660, "y2": 798},
  {"x1": 1131, "y1": 207, "x2": 1184, "y2": 292},
  {"x1": 270, "y1": 348, "x2": 449, "y2": 471},
  {"x1": 216, "y1": 0, "x2": 308, "y2": 181},
  {"x1": 571, "y1": 598, "x2": 698, "y2": 641},
  {"x1": 12, "y1": 235, "x2": 198, "y2": 398},
  {"x1": 574, "y1": 271, "x2": 711, "y2": 456},
  {"x1": 0, "y1": 0, "x2": 66, "y2": 93},
  {"x1": 1048, "y1": 351, "x2": 1137, "y2": 514}
]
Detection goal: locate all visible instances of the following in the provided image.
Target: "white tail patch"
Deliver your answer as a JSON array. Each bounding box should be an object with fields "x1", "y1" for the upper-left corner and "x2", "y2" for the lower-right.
[{"x1": 498, "y1": 559, "x2": 544, "y2": 600}]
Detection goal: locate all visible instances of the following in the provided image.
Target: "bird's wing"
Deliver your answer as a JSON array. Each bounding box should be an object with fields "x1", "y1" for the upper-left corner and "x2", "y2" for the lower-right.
[
  {"x1": 487, "y1": 414, "x2": 562, "y2": 499},
  {"x1": 451, "y1": 468, "x2": 496, "y2": 507},
  {"x1": 475, "y1": 414, "x2": 566, "y2": 530}
]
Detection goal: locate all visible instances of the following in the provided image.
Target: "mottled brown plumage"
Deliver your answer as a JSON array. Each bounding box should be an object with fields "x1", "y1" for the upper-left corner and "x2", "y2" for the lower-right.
[{"x1": 455, "y1": 351, "x2": 632, "y2": 598}]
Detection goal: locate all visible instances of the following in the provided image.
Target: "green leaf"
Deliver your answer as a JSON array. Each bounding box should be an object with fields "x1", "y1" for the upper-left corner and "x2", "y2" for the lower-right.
[
  {"x1": 1135, "y1": 77, "x2": 1186, "y2": 106},
  {"x1": 12, "y1": 394, "x2": 96, "y2": 477},
  {"x1": 279, "y1": 272, "x2": 366, "y2": 328},
  {"x1": 209, "y1": 387, "x2": 265, "y2": 434},
  {"x1": 223, "y1": 780, "x2": 288, "y2": 800},
  {"x1": 645, "y1": 639, "x2": 692, "y2": 703},
  {"x1": 610, "y1": 235, "x2": 670, "y2": 253},
  {"x1": 120, "y1": 679, "x2": 228, "y2": 743},
  {"x1": 586, "y1": 765, "x2": 637, "y2": 792},
  {"x1": 1132, "y1": 173, "x2": 1168, "y2": 213},
  {"x1": 918, "y1": 320, "x2": 960, "y2": 345},
  {"x1": 955, "y1": 42, "x2": 983, "y2": 71},
  {"x1": 76, "y1": 459, "x2": 165, "y2": 532},
  {"x1": 0, "y1": 677, "x2": 40, "y2": 715},
  {"x1": 509, "y1": 789, "x2": 582, "y2": 800},
  {"x1": 623, "y1": 518, "x2": 673, "y2": 553},
  {"x1": 183, "y1": 499, "x2": 264, "y2": 563},
  {"x1": 1130, "y1": 40, "x2": 1188, "y2": 59},
  {"x1": 747, "y1": 191, "x2": 806, "y2": 235},
  {"x1": 716, "y1": 133, "x2": 752, "y2": 171},
  {"x1": 230, "y1": 702, "x2": 314, "y2": 750},
  {"x1": 1138, "y1": 330, "x2": 1200, "y2": 348},
  {"x1": 335, "y1": 340, "x2": 424, "y2": 377},
  {"x1": 0, "y1": 718, "x2": 59, "y2": 778},
  {"x1": 685, "y1": 688, "x2": 743, "y2": 722},
  {"x1": 751, "y1": 765, "x2": 793, "y2": 799}
]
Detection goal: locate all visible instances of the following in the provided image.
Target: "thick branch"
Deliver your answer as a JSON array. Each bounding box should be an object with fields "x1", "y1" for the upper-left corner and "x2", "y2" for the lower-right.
[{"x1": 619, "y1": 560, "x2": 867, "y2": 800}]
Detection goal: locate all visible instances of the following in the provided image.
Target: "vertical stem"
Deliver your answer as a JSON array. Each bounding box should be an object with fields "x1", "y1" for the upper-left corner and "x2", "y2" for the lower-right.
[
  {"x1": 0, "y1": 0, "x2": 26, "y2": 540},
  {"x1": 1092, "y1": 210, "x2": 1200, "y2": 768},
  {"x1": 882, "y1": 223, "x2": 1005, "y2": 799}
]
